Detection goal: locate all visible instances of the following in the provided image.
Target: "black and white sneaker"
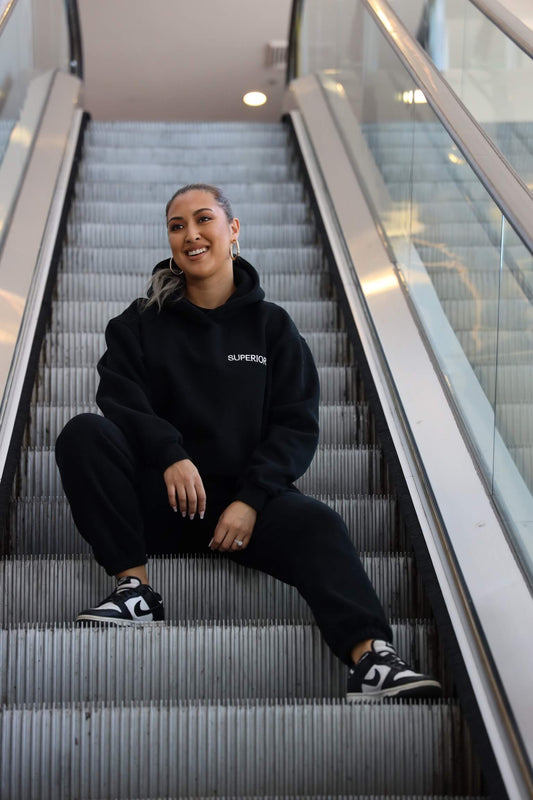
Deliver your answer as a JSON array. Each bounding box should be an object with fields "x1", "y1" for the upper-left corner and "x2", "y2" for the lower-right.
[
  {"x1": 347, "y1": 640, "x2": 442, "y2": 700},
  {"x1": 76, "y1": 576, "x2": 165, "y2": 625}
]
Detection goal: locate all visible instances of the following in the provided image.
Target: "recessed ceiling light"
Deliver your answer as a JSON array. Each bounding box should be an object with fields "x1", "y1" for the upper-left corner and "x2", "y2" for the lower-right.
[{"x1": 243, "y1": 91, "x2": 267, "y2": 107}]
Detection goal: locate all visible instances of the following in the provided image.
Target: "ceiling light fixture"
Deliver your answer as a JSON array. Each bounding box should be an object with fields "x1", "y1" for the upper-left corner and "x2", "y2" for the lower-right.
[{"x1": 243, "y1": 91, "x2": 267, "y2": 107}]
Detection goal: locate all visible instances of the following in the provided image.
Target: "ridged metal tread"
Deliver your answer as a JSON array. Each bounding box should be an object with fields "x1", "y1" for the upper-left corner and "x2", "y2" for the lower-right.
[
  {"x1": 429, "y1": 269, "x2": 529, "y2": 302},
  {"x1": 66, "y1": 222, "x2": 317, "y2": 249},
  {"x1": 8, "y1": 495, "x2": 406, "y2": 555},
  {"x1": 0, "y1": 553, "x2": 426, "y2": 624},
  {"x1": 456, "y1": 330, "x2": 533, "y2": 365},
  {"x1": 82, "y1": 145, "x2": 294, "y2": 166},
  {"x1": 74, "y1": 181, "x2": 307, "y2": 203},
  {"x1": 69, "y1": 201, "x2": 312, "y2": 226},
  {"x1": 60, "y1": 245, "x2": 325, "y2": 273},
  {"x1": 78, "y1": 163, "x2": 299, "y2": 184},
  {"x1": 24, "y1": 403, "x2": 370, "y2": 448},
  {"x1": 0, "y1": 620, "x2": 441, "y2": 704},
  {"x1": 440, "y1": 298, "x2": 532, "y2": 331},
  {"x1": 15, "y1": 445, "x2": 385, "y2": 497},
  {"x1": 49, "y1": 300, "x2": 340, "y2": 334},
  {"x1": 30, "y1": 366, "x2": 364, "y2": 405},
  {"x1": 55, "y1": 270, "x2": 333, "y2": 301},
  {"x1": 0, "y1": 701, "x2": 482, "y2": 799}
]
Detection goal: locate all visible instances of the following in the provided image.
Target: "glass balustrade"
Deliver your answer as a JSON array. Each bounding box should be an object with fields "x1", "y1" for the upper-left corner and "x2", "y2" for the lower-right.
[
  {"x1": 296, "y1": 0, "x2": 533, "y2": 577},
  {"x1": 0, "y1": 0, "x2": 70, "y2": 253},
  {"x1": 388, "y1": 0, "x2": 533, "y2": 192}
]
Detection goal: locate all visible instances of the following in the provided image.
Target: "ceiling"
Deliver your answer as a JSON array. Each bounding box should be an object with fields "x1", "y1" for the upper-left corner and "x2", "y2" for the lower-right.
[{"x1": 78, "y1": 0, "x2": 294, "y2": 122}]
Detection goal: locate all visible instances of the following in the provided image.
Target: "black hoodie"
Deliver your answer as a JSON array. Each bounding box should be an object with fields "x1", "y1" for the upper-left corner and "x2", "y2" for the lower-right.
[{"x1": 96, "y1": 257, "x2": 320, "y2": 511}]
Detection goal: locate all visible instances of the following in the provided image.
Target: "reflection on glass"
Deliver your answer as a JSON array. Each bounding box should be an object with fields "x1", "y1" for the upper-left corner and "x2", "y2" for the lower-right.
[
  {"x1": 0, "y1": 0, "x2": 70, "y2": 251},
  {"x1": 390, "y1": 0, "x2": 533, "y2": 190},
  {"x1": 493, "y1": 220, "x2": 533, "y2": 575},
  {"x1": 298, "y1": 0, "x2": 533, "y2": 577}
]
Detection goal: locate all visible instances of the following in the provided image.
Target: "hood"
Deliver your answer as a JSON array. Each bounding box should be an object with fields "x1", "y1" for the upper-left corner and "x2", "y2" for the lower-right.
[{"x1": 150, "y1": 256, "x2": 265, "y2": 321}]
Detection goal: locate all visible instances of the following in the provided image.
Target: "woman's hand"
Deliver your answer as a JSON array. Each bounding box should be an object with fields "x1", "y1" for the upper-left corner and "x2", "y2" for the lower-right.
[
  {"x1": 163, "y1": 459, "x2": 206, "y2": 519},
  {"x1": 209, "y1": 501, "x2": 257, "y2": 552}
]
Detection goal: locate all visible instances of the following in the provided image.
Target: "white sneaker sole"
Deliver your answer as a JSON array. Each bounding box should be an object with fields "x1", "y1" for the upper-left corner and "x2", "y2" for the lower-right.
[{"x1": 346, "y1": 678, "x2": 442, "y2": 700}]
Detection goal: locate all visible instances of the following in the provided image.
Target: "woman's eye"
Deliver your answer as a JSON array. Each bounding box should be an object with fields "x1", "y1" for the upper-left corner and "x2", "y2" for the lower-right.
[
  {"x1": 169, "y1": 224, "x2": 182, "y2": 231},
  {"x1": 199, "y1": 216, "x2": 212, "y2": 223}
]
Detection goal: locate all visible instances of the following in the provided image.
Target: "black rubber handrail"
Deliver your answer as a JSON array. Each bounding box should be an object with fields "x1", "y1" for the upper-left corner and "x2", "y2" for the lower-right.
[{"x1": 64, "y1": 0, "x2": 84, "y2": 79}]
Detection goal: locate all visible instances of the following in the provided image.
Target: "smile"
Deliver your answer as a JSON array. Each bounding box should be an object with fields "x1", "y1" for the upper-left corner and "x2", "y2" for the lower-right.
[{"x1": 186, "y1": 247, "x2": 208, "y2": 257}]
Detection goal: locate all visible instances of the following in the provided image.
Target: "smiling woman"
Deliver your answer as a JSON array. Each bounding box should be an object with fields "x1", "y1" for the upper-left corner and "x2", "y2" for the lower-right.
[
  {"x1": 54, "y1": 181, "x2": 441, "y2": 700},
  {"x1": 146, "y1": 183, "x2": 239, "y2": 310}
]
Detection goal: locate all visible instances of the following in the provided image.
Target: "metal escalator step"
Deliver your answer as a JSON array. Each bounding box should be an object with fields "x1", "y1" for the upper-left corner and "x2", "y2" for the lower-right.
[
  {"x1": 474, "y1": 364, "x2": 533, "y2": 403},
  {"x1": 86, "y1": 122, "x2": 289, "y2": 147},
  {"x1": 66, "y1": 222, "x2": 316, "y2": 248},
  {"x1": 49, "y1": 300, "x2": 339, "y2": 333},
  {"x1": 74, "y1": 181, "x2": 306, "y2": 203},
  {"x1": 30, "y1": 366, "x2": 361, "y2": 405},
  {"x1": 457, "y1": 330, "x2": 533, "y2": 365},
  {"x1": 15, "y1": 445, "x2": 384, "y2": 497},
  {"x1": 78, "y1": 163, "x2": 298, "y2": 184},
  {"x1": 83, "y1": 145, "x2": 293, "y2": 166},
  {"x1": 25, "y1": 402, "x2": 367, "y2": 447},
  {"x1": 0, "y1": 553, "x2": 424, "y2": 624},
  {"x1": 42, "y1": 331, "x2": 352, "y2": 369},
  {"x1": 496, "y1": 403, "x2": 533, "y2": 447},
  {"x1": 0, "y1": 700, "x2": 481, "y2": 799},
  {"x1": 441, "y1": 298, "x2": 533, "y2": 330},
  {"x1": 60, "y1": 245, "x2": 324, "y2": 273},
  {"x1": 55, "y1": 270, "x2": 333, "y2": 301},
  {"x1": 8, "y1": 495, "x2": 403, "y2": 555},
  {"x1": 69, "y1": 201, "x2": 311, "y2": 226},
  {"x1": 0, "y1": 620, "x2": 440, "y2": 704},
  {"x1": 430, "y1": 270, "x2": 526, "y2": 302}
]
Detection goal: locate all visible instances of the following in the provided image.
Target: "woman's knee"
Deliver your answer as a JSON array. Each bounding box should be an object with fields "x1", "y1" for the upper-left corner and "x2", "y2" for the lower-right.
[{"x1": 55, "y1": 413, "x2": 118, "y2": 465}]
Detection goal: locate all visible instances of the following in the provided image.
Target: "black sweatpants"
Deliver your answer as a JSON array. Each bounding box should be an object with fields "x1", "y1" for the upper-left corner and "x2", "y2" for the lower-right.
[{"x1": 55, "y1": 413, "x2": 392, "y2": 665}]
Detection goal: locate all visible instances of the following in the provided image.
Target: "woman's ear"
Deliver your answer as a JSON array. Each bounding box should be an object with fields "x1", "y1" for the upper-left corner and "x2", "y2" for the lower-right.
[{"x1": 230, "y1": 217, "x2": 240, "y2": 238}]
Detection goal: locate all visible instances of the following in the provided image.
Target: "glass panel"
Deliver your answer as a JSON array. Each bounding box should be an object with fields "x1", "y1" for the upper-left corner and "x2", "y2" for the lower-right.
[
  {"x1": 493, "y1": 220, "x2": 533, "y2": 575},
  {"x1": 0, "y1": 0, "x2": 70, "y2": 251},
  {"x1": 389, "y1": 0, "x2": 533, "y2": 190},
  {"x1": 297, "y1": 0, "x2": 533, "y2": 579}
]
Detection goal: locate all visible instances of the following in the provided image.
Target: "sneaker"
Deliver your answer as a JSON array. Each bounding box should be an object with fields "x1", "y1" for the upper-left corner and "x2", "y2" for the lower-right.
[
  {"x1": 347, "y1": 639, "x2": 442, "y2": 700},
  {"x1": 76, "y1": 576, "x2": 165, "y2": 625}
]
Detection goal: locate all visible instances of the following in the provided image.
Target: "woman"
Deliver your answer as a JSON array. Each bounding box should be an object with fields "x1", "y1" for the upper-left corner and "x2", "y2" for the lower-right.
[{"x1": 56, "y1": 183, "x2": 441, "y2": 699}]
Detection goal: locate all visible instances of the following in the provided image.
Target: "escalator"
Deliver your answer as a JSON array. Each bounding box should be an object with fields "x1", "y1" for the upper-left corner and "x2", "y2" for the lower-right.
[{"x1": 1, "y1": 1, "x2": 532, "y2": 798}]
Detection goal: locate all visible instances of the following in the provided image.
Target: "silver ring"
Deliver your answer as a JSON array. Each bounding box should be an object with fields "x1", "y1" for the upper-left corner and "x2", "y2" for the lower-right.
[{"x1": 235, "y1": 539, "x2": 244, "y2": 547}]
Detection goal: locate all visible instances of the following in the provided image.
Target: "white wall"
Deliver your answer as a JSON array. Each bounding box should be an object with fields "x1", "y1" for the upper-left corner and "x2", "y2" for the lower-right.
[{"x1": 78, "y1": 0, "x2": 293, "y2": 122}]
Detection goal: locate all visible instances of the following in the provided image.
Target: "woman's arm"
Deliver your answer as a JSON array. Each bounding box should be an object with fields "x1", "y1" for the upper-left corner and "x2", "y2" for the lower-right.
[
  {"x1": 96, "y1": 307, "x2": 188, "y2": 471},
  {"x1": 232, "y1": 313, "x2": 320, "y2": 513}
]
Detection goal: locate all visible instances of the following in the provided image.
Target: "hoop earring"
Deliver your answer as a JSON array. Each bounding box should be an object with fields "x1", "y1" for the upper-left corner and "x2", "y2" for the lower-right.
[
  {"x1": 230, "y1": 240, "x2": 240, "y2": 261},
  {"x1": 169, "y1": 257, "x2": 183, "y2": 276}
]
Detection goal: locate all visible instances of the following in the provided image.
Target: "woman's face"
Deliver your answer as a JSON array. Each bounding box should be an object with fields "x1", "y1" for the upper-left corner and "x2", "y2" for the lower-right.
[{"x1": 166, "y1": 189, "x2": 240, "y2": 281}]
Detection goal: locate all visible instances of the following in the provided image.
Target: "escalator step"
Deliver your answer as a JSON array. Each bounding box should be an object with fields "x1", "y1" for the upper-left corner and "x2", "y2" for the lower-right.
[
  {"x1": 30, "y1": 366, "x2": 362, "y2": 405},
  {"x1": 60, "y1": 245, "x2": 324, "y2": 273},
  {"x1": 0, "y1": 620, "x2": 440, "y2": 704},
  {"x1": 75, "y1": 181, "x2": 306, "y2": 203},
  {"x1": 0, "y1": 553, "x2": 424, "y2": 624},
  {"x1": 0, "y1": 701, "x2": 481, "y2": 799},
  {"x1": 14, "y1": 445, "x2": 385, "y2": 497},
  {"x1": 83, "y1": 145, "x2": 293, "y2": 166},
  {"x1": 55, "y1": 270, "x2": 333, "y2": 301},
  {"x1": 41, "y1": 331, "x2": 353, "y2": 369},
  {"x1": 8, "y1": 495, "x2": 404, "y2": 555},
  {"x1": 66, "y1": 221, "x2": 317, "y2": 248},
  {"x1": 49, "y1": 299, "x2": 340, "y2": 333},
  {"x1": 24, "y1": 403, "x2": 369, "y2": 448},
  {"x1": 69, "y1": 201, "x2": 311, "y2": 226},
  {"x1": 78, "y1": 163, "x2": 299, "y2": 184}
]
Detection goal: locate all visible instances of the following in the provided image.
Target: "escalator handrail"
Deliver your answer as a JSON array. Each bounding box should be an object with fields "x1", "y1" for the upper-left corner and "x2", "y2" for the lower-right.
[
  {"x1": 286, "y1": 0, "x2": 304, "y2": 86},
  {"x1": 469, "y1": 0, "x2": 533, "y2": 59},
  {"x1": 0, "y1": 0, "x2": 18, "y2": 37},
  {"x1": 64, "y1": 0, "x2": 83, "y2": 79}
]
